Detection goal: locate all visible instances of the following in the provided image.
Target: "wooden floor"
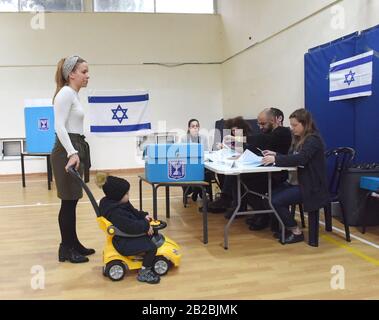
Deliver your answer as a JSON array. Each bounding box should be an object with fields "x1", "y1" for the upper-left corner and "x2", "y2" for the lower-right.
[{"x1": 1, "y1": 171, "x2": 379, "y2": 300}]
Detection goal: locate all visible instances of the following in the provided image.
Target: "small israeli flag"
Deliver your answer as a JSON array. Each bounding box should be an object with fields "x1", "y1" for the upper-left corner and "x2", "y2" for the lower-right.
[
  {"x1": 88, "y1": 90, "x2": 151, "y2": 134},
  {"x1": 329, "y1": 51, "x2": 373, "y2": 101}
]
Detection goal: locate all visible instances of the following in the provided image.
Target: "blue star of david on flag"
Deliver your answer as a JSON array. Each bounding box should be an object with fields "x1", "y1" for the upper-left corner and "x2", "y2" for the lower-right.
[
  {"x1": 111, "y1": 105, "x2": 128, "y2": 124},
  {"x1": 344, "y1": 70, "x2": 355, "y2": 86}
]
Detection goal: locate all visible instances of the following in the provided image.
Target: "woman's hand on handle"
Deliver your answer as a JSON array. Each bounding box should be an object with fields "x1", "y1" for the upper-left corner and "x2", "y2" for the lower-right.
[{"x1": 65, "y1": 153, "x2": 80, "y2": 172}]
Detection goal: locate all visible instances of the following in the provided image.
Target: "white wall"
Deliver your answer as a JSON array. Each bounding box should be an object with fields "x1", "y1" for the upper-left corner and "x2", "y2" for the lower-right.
[
  {"x1": 218, "y1": 0, "x2": 379, "y2": 122},
  {"x1": 0, "y1": 12, "x2": 223, "y2": 174}
]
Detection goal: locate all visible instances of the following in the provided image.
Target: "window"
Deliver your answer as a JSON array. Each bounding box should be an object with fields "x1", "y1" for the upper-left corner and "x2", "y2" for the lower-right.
[
  {"x1": 94, "y1": 0, "x2": 154, "y2": 13},
  {"x1": 156, "y1": 0, "x2": 214, "y2": 14},
  {"x1": 94, "y1": 0, "x2": 214, "y2": 14},
  {"x1": 1, "y1": 0, "x2": 214, "y2": 13},
  {"x1": 20, "y1": 0, "x2": 83, "y2": 11},
  {"x1": 0, "y1": 0, "x2": 84, "y2": 12},
  {"x1": 0, "y1": 0, "x2": 18, "y2": 12}
]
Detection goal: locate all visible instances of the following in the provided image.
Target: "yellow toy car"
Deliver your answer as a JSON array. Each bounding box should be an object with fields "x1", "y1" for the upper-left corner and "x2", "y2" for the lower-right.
[
  {"x1": 68, "y1": 168, "x2": 182, "y2": 281},
  {"x1": 98, "y1": 217, "x2": 181, "y2": 281}
]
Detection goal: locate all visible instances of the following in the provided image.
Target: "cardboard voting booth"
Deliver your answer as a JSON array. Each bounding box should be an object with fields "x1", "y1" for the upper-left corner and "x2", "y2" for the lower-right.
[{"x1": 24, "y1": 106, "x2": 55, "y2": 153}]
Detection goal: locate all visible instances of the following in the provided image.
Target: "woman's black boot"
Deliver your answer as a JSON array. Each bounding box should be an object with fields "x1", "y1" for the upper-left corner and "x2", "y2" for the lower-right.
[
  {"x1": 59, "y1": 243, "x2": 89, "y2": 263},
  {"x1": 74, "y1": 243, "x2": 96, "y2": 256}
]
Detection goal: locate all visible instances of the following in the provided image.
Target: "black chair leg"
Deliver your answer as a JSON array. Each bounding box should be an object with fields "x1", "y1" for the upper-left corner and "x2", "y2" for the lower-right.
[
  {"x1": 290, "y1": 204, "x2": 305, "y2": 228},
  {"x1": 324, "y1": 202, "x2": 332, "y2": 232},
  {"x1": 290, "y1": 204, "x2": 295, "y2": 216},
  {"x1": 299, "y1": 204, "x2": 306, "y2": 228},
  {"x1": 308, "y1": 210, "x2": 319, "y2": 247},
  {"x1": 208, "y1": 182, "x2": 213, "y2": 202},
  {"x1": 339, "y1": 201, "x2": 351, "y2": 242},
  {"x1": 183, "y1": 186, "x2": 190, "y2": 208},
  {"x1": 361, "y1": 192, "x2": 371, "y2": 235}
]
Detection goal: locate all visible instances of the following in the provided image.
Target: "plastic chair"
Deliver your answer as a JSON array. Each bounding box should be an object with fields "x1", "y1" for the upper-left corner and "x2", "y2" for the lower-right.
[{"x1": 294, "y1": 147, "x2": 355, "y2": 245}]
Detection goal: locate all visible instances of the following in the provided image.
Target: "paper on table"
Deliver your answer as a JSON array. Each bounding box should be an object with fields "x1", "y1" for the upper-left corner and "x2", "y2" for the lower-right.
[
  {"x1": 234, "y1": 149, "x2": 263, "y2": 168},
  {"x1": 204, "y1": 148, "x2": 240, "y2": 163},
  {"x1": 205, "y1": 149, "x2": 262, "y2": 169}
]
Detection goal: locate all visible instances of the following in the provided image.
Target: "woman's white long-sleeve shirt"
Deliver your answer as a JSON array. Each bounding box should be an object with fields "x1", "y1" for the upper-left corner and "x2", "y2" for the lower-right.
[
  {"x1": 53, "y1": 86, "x2": 85, "y2": 157},
  {"x1": 180, "y1": 134, "x2": 209, "y2": 151}
]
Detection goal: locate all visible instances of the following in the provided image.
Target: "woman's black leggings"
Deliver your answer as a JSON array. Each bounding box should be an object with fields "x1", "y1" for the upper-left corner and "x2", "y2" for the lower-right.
[{"x1": 58, "y1": 199, "x2": 79, "y2": 247}]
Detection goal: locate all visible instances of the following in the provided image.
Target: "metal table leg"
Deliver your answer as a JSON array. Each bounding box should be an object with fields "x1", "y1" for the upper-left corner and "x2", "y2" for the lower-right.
[
  {"x1": 21, "y1": 153, "x2": 26, "y2": 188},
  {"x1": 46, "y1": 155, "x2": 52, "y2": 190},
  {"x1": 266, "y1": 172, "x2": 286, "y2": 244},
  {"x1": 139, "y1": 178, "x2": 143, "y2": 211},
  {"x1": 165, "y1": 186, "x2": 170, "y2": 219},
  {"x1": 152, "y1": 184, "x2": 158, "y2": 220},
  {"x1": 224, "y1": 174, "x2": 241, "y2": 249},
  {"x1": 202, "y1": 186, "x2": 208, "y2": 244}
]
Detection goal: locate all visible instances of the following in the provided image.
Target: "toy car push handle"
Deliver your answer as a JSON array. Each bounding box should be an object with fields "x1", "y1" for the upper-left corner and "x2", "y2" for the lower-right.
[
  {"x1": 67, "y1": 166, "x2": 102, "y2": 218},
  {"x1": 107, "y1": 225, "x2": 146, "y2": 238},
  {"x1": 107, "y1": 221, "x2": 166, "y2": 238}
]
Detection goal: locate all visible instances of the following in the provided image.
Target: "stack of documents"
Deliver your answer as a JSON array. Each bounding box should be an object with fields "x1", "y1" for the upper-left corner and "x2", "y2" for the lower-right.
[{"x1": 205, "y1": 149, "x2": 263, "y2": 169}]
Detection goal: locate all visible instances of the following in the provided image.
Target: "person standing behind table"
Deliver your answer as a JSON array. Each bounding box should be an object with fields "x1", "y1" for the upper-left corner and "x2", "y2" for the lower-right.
[
  {"x1": 180, "y1": 119, "x2": 211, "y2": 201},
  {"x1": 262, "y1": 109, "x2": 329, "y2": 244},
  {"x1": 51, "y1": 55, "x2": 93, "y2": 263}
]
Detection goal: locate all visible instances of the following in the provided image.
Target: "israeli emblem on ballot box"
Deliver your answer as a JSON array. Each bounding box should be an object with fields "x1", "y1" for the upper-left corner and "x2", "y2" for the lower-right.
[
  {"x1": 38, "y1": 118, "x2": 49, "y2": 131},
  {"x1": 168, "y1": 160, "x2": 186, "y2": 180}
]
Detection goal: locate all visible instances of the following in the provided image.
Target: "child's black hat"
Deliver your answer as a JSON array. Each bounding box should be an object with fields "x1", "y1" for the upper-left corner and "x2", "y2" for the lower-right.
[{"x1": 102, "y1": 176, "x2": 130, "y2": 201}]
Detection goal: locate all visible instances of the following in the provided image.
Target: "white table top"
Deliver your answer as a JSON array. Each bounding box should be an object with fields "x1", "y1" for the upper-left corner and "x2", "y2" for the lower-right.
[{"x1": 204, "y1": 161, "x2": 297, "y2": 175}]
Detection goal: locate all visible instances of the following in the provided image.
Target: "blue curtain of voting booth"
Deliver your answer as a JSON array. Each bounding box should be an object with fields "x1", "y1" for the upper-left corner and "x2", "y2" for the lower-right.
[{"x1": 304, "y1": 24, "x2": 379, "y2": 164}]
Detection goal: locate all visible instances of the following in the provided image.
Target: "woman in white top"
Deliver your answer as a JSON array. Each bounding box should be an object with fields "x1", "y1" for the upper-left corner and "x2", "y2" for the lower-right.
[
  {"x1": 180, "y1": 119, "x2": 209, "y2": 151},
  {"x1": 51, "y1": 55, "x2": 93, "y2": 263},
  {"x1": 181, "y1": 119, "x2": 211, "y2": 201}
]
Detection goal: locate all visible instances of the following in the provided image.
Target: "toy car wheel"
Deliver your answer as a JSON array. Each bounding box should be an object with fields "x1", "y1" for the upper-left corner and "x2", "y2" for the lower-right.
[
  {"x1": 153, "y1": 257, "x2": 170, "y2": 276},
  {"x1": 105, "y1": 260, "x2": 126, "y2": 281}
]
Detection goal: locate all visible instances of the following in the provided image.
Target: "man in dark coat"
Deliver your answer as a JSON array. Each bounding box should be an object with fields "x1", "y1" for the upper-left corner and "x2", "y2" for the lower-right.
[{"x1": 99, "y1": 176, "x2": 160, "y2": 284}]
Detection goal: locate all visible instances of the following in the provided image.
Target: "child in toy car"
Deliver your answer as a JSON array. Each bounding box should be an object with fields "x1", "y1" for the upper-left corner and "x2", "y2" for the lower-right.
[{"x1": 98, "y1": 175, "x2": 160, "y2": 284}]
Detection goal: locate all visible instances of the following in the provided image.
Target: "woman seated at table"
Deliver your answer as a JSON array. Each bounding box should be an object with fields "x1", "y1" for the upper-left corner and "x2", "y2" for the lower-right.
[
  {"x1": 181, "y1": 119, "x2": 210, "y2": 201},
  {"x1": 208, "y1": 116, "x2": 253, "y2": 213},
  {"x1": 262, "y1": 109, "x2": 329, "y2": 244}
]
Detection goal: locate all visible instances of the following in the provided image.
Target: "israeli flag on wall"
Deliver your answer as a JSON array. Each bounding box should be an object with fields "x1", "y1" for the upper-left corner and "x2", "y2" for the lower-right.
[
  {"x1": 329, "y1": 51, "x2": 374, "y2": 101},
  {"x1": 88, "y1": 90, "x2": 151, "y2": 134}
]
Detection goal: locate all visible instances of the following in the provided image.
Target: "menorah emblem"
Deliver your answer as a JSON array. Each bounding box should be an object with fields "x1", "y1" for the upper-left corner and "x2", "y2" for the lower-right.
[
  {"x1": 38, "y1": 118, "x2": 49, "y2": 131},
  {"x1": 168, "y1": 160, "x2": 185, "y2": 180}
]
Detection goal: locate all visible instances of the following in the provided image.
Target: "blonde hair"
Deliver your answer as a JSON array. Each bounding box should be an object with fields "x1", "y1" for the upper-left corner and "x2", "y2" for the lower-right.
[
  {"x1": 95, "y1": 172, "x2": 109, "y2": 189},
  {"x1": 52, "y1": 56, "x2": 86, "y2": 103}
]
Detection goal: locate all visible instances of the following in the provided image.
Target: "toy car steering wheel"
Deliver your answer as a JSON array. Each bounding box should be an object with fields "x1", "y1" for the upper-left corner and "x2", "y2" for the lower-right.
[{"x1": 150, "y1": 220, "x2": 167, "y2": 231}]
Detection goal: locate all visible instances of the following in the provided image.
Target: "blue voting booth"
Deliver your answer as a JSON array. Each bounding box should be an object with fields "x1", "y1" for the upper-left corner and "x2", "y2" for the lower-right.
[
  {"x1": 24, "y1": 106, "x2": 55, "y2": 153},
  {"x1": 145, "y1": 143, "x2": 204, "y2": 183}
]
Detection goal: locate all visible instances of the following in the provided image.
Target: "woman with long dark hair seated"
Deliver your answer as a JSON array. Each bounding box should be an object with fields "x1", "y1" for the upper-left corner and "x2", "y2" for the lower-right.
[{"x1": 262, "y1": 109, "x2": 329, "y2": 244}]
